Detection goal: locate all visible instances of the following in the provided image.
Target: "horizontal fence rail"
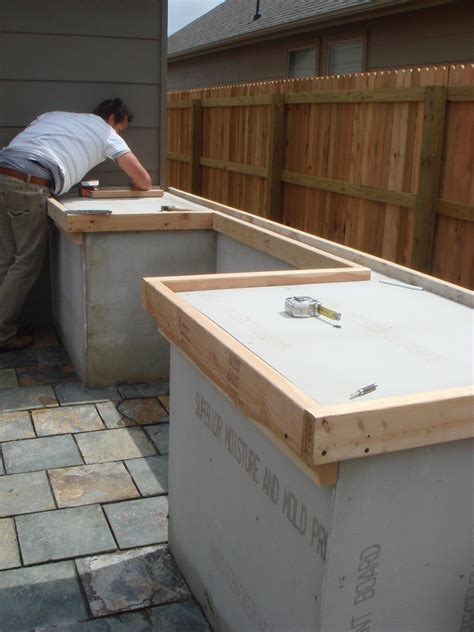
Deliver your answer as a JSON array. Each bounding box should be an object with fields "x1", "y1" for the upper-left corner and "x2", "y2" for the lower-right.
[{"x1": 166, "y1": 64, "x2": 474, "y2": 288}]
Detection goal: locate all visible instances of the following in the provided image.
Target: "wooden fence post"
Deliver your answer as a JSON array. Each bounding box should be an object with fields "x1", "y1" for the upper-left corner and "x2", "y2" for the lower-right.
[
  {"x1": 411, "y1": 85, "x2": 447, "y2": 272},
  {"x1": 266, "y1": 93, "x2": 286, "y2": 222},
  {"x1": 190, "y1": 98, "x2": 203, "y2": 195}
]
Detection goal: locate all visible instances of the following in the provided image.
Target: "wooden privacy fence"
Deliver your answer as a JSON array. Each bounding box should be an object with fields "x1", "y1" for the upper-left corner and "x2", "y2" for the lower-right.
[{"x1": 166, "y1": 64, "x2": 474, "y2": 288}]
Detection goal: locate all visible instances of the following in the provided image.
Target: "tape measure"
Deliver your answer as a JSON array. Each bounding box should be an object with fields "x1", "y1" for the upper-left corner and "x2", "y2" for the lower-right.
[{"x1": 285, "y1": 296, "x2": 342, "y2": 323}]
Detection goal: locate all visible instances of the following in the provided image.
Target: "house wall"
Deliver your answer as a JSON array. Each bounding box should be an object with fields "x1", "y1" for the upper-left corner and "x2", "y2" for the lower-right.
[
  {"x1": 168, "y1": 2, "x2": 474, "y2": 90},
  {"x1": 1, "y1": 0, "x2": 167, "y2": 323}
]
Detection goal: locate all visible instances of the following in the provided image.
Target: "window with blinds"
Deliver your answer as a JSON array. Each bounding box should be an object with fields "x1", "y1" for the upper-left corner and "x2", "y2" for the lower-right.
[
  {"x1": 288, "y1": 47, "x2": 318, "y2": 78},
  {"x1": 327, "y1": 38, "x2": 364, "y2": 75}
]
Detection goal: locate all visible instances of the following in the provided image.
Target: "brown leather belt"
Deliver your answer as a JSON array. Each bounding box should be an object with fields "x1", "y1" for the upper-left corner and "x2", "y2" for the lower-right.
[{"x1": 0, "y1": 167, "x2": 51, "y2": 188}]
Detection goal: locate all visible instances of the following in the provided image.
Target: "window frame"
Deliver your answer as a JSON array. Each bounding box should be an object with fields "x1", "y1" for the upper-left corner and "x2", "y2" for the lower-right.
[
  {"x1": 286, "y1": 41, "x2": 320, "y2": 79},
  {"x1": 325, "y1": 33, "x2": 367, "y2": 76}
]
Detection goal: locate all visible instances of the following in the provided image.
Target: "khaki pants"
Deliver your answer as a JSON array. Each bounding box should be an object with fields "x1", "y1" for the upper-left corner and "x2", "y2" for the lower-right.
[{"x1": 0, "y1": 174, "x2": 51, "y2": 346}]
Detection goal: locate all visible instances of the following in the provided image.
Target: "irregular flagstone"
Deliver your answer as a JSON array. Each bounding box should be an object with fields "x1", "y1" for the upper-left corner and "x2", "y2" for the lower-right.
[
  {"x1": 17, "y1": 364, "x2": 77, "y2": 386},
  {"x1": 16, "y1": 505, "x2": 116, "y2": 565},
  {"x1": 37, "y1": 345, "x2": 70, "y2": 366},
  {"x1": 49, "y1": 462, "x2": 140, "y2": 508},
  {"x1": 116, "y1": 398, "x2": 168, "y2": 426},
  {"x1": 0, "y1": 385, "x2": 57, "y2": 413},
  {"x1": 148, "y1": 601, "x2": 210, "y2": 631},
  {"x1": 96, "y1": 401, "x2": 136, "y2": 429},
  {"x1": 0, "y1": 347, "x2": 38, "y2": 370},
  {"x1": 0, "y1": 560, "x2": 88, "y2": 630},
  {"x1": 33, "y1": 405, "x2": 105, "y2": 436},
  {"x1": 158, "y1": 395, "x2": 169, "y2": 412},
  {"x1": 3, "y1": 434, "x2": 82, "y2": 474},
  {"x1": 0, "y1": 471, "x2": 55, "y2": 517},
  {"x1": 0, "y1": 369, "x2": 19, "y2": 389},
  {"x1": 75, "y1": 428, "x2": 156, "y2": 464},
  {"x1": 104, "y1": 496, "x2": 168, "y2": 549},
  {"x1": 0, "y1": 518, "x2": 20, "y2": 570},
  {"x1": 0, "y1": 411, "x2": 35, "y2": 442},
  {"x1": 54, "y1": 383, "x2": 120, "y2": 406},
  {"x1": 125, "y1": 455, "x2": 169, "y2": 496},
  {"x1": 144, "y1": 424, "x2": 169, "y2": 455},
  {"x1": 117, "y1": 381, "x2": 169, "y2": 399},
  {"x1": 76, "y1": 545, "x2": 191, "y2": 617}
]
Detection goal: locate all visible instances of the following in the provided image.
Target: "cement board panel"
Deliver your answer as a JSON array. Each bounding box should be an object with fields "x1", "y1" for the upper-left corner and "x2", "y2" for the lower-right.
[
  {"x1": 216, "y1": 233, "x2": 296, "y2": 274},
  {"x1": 181, "y1": 275, "x2": 473, "y2": 405}
]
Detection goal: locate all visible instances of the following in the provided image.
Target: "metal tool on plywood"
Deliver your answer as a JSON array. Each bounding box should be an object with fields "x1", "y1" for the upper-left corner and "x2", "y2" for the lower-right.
[{"x1": 285, "y1": 296, "x2": 342, "y2": 327}]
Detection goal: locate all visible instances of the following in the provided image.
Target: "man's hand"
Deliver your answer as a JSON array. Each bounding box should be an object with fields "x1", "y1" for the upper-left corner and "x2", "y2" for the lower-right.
[{"x1": 116, "y1": 153, "x2": 152, "y2": 190}]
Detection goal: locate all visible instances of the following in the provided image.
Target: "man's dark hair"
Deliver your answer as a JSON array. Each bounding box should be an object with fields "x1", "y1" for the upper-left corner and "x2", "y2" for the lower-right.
[{"x1": 93, "y1": 98, "x2": 134, "y2": 124}]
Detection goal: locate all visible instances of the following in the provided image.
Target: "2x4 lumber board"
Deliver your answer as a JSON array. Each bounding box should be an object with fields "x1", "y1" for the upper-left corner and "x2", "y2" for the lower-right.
[
  {"x1": 191, "y1": 99, "x2": 203, "y2": 195},
  {"x1": 436, "y1": 199, "x2": 474, "y2": 223},
  {"x1": 158, "y1": 267, "x2": 371, "y2": 293},
  {"x1": 201, "y1": 95, "x2": 273, "y2": 108},
  {"x1": 48, "y1": 197, "x2": 70, "y2": 231},
  {"x1": 89, "y1": 187, "x2": 164, "y2": 198},
  {"x1": 285, "y1": 87, "x2": 426, "y2": 105},
  {"x1": 167, "y1": 99, "x2": 193, "y2": 109},
  {"x1": 309, "y1": 387, "x2": 474, "y2": 465},
  {"x1": 167, "y1": 152, "x2": 191, "y2": 163},
  {"x1": 200, "y1": 157, "x2": 267, "y2": 179},
  {"x1": 412, "y1": 86, "x2": 448, "y2": 272},
  {"x1": 167, "y1": 188, "x2": 473, "y2": 306},
  {"x1": 447, "y1": 86, "x2": 474, "y2": 101},
  {"x1": 281, "y1": 171, "x2": 417, "y2": 208},
  {"x1": 266, "y1": 93, "x2": 285, "y2": 222},
  {"x1": 142, "y1": 278, "x2": 337, "y2": 486},
  {"x1": 212, "y1": 212, "x2": 353, "y2": 269}
]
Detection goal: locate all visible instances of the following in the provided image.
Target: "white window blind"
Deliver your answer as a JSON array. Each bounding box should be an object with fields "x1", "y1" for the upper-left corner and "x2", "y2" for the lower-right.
[
  {"x1": 288, "y1": 47, "x2": 317, "y2": 78},
  {"x1": 327, "y1": 39, "x2": 364, "y2": 75}
]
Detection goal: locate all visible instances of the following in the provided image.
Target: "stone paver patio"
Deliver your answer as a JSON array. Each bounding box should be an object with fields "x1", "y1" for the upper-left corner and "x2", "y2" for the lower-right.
[{"x1": 0, "y1": 326, "x2": 209, "y2": 632}]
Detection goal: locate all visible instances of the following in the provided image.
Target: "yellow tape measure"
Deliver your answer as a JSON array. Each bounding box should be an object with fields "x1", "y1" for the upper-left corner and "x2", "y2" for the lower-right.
[{"x1": 285, "y1": 296, "x2": 342, "y2": 325}]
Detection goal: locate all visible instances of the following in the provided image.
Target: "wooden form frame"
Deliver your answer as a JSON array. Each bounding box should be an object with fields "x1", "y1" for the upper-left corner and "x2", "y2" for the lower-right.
[
  {"x1": 47, "y1": 197, "x2": 359, "y2": 271},
  {"x1": 143, "y1": 268, "x2": 473, "y2": 487}
]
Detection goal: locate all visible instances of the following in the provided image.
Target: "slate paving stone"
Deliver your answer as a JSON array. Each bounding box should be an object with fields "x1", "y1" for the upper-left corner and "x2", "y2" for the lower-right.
[
  {"x1": 36, "y1": 602, "x2": 210, "y2": 631},
  {"x1": 158, "y1": 395, "x2": 170, "y2": 412},
  {"x1": 16, "y1": 505, "x2": 116, "y2": 565},
  {"x1": 0, "y1": 384, "x2": 57, "y2": 413},
  {"x1": 33, "y1": 405, "x2": 105, "y2": 436},
  {"x1": 76, "y1": 545, "x2": 191, "y2": 617},
  {"x1": 148, "y1": 601, "x2": 211, "y2": 631},
  {"x1": 117, "y1": 381, "x2": 169, "y2": 399},
  {"x1": 37, "y1": 345, "x2": 70, "y2": 366},
  {"x1": 0, "y1": 457, "x2": 4, "y2": 475},
  {"x1": 125, "y1": 455, "x2": 169, "y2": 496},
  {"x1": 49, "y1": 462, "x2": 140, "y2": 508},
  {"x1": 0, "y1": 411, "x2": 35, "y2": 442},
  {"x1": 0, "y1": 368, "x2": 18, "y2": 389},
  {"x1": 3, "y1": 434, "x2": 82, "y2": 474},
  {"x1": 0, "y1": 560, "x2": 88, "y2": 631},
  {"x1": 96, "y1": 401, "x2": 136, "y2": 429},
  {"x1": 0, "y1": 347, "x2": 38, "y2": 369},
  {"x1": 0, "y1": 518, "x2": 20, "y2": 570},
  {"x1": 17, "y1": 364, "x2": 78, "y2": 386},
  {"x1": 104, "y1": 496, "x2": 168, "y2": 549},
  {"x1": 0, "y1": 471, "x2": 55, "y2": 517},
  {"x1": 144, "y1": 424, "x2": 169, "y2": 455},
  {"x1": 116, "y1": 398, "x2": 168, "y2": 426},
  {"x1": 75, "y1": 428, "x2": 157, "y2": 464},
  {"x1": 54, "y1": 382, "x2": 120, "y2": 405}
]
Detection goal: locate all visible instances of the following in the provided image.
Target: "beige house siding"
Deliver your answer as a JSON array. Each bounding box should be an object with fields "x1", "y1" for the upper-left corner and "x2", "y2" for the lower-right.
[
  {"x1": 1, "y1": 0, "x2": 167, "y2": 322},
  {"x1": 1, "y1": 0, "x2": 166, "y2": 187},
  {"x1": 168, "y1": 2, "x2": 474, "y2": 90}
]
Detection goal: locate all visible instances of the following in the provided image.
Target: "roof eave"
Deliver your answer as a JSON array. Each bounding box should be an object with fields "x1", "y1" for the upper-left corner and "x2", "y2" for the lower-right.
[{"x1": 168, "y1": 0, "x2": 454, "y2": 62}]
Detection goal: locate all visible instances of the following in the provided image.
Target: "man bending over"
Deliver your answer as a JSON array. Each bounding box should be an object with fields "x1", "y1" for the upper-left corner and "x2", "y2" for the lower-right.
[{"x1": 0, "y1": 98, "x2": 151, "y2": 351}]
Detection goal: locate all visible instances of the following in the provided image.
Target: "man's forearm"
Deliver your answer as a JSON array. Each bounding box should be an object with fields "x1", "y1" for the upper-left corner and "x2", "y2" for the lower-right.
[{"x1": 116, "y1": 153, "x2": 152, "y2": 190}]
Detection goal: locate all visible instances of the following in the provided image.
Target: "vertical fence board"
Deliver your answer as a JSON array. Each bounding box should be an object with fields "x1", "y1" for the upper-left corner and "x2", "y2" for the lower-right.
[{"x1": 167, "y1": 63, "x2": 473, "y2": 288}]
